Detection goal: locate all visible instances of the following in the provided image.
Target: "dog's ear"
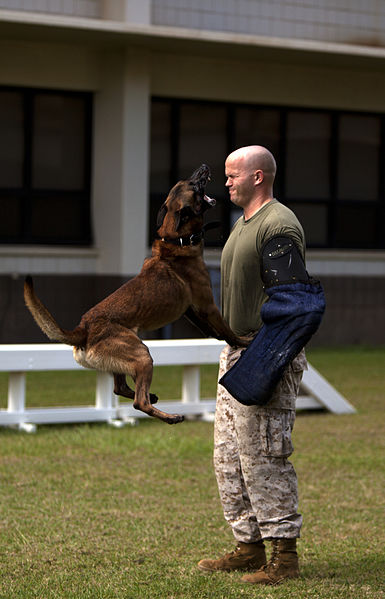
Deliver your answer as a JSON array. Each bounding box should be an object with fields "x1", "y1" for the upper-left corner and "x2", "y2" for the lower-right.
[
  {"x1": 156, "y1": 203, "x2": 168, "y2": 229},
  {"x1": 174, "y1": 206, "x2": 193, "y2": 231}
]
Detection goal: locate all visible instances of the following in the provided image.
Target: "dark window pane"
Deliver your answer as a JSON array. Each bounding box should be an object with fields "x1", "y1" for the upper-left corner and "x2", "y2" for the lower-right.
[
  {"x1": 334, "y1": 204, "x2": 377, "y2": 247},
  {"x1": 150, "y1": 101, "x2": 172, "y2": 194},
  {"x1": 30, "y1": 196, "x2": 86, "y2": 241},
  {"x1": 288, "y1": 202, "x2": 328, "y2": 246},
  {"x1": 0, "y1": 197, "x2": 22, "y2": 238},
  {"x1": 178, "y1": 103, "x2": 229, "y2": 245},
  {"x1": 337, "y1": 115, "x2": 380, "y2": 201},
  {"x1": 0, "y1": 91, "x2": 24, "y2": 187},
  {"x1": 179, "y1": 103, "x2": 227, "y2": 196},
  {"x1": 286, "y1": 111, "x2": 331, "y2": 200},
  {"x1": 148, "y1": 98, "x2": 385, "y2": 251},
  {"x1": 234, "y1": 107, "x2": 280, "y2": 157},
  {"x1": 230, "y1": 207, "x2": 243, "y2": 228},
  {"x1": 0, "y1": 87, "x2": 91, "y2": 245},
  {"x1": 201, "y1": 199, "x2": 229, "y2": 246},
  {"x1": 32, "y1": 94, "x2": 86, "y2": 190}
]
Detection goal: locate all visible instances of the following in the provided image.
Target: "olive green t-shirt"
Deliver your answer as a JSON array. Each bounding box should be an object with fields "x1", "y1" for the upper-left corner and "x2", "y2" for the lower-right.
[{"x1": 221, "y1": 199, "x2": 305, "y2": 336}]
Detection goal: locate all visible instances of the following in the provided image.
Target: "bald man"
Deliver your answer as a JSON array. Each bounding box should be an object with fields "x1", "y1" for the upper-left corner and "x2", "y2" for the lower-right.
[{"x1": 198, "y1": 146, "x2": 308, "y2": 585}]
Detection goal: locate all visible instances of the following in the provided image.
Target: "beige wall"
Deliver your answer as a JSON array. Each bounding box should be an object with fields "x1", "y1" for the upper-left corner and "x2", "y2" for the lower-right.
[
  {"x1": 0, "y1": 40, "x2": 99, "y2": 90},
  {"x1": 151, "y1": 51, "x2": 385, "y2": 113}
]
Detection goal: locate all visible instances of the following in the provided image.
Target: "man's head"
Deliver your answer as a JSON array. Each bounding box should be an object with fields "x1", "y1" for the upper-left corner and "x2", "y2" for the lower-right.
[{"x1": 225, "y1": 145, "x2": 276, "y2": 216}]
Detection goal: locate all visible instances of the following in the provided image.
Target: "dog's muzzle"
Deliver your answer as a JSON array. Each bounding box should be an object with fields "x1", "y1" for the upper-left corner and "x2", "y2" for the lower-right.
[{"x1": 190, "y1": 164, "x2": 211, "y2": 195}]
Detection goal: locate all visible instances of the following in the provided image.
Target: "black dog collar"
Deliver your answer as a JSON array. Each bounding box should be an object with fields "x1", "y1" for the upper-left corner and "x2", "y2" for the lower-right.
[
  {"x1": 159, "y1": 232, "x2": 203, "y2": 247},
  {"x1": 157, "y1": 221, "x2": 220, "y2": 247}
]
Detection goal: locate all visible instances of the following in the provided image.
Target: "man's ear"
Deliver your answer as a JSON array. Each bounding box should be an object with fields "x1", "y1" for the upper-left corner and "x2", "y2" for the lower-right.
[{"x1": 255, "y1": 169, "x2": 264, "y2": 185}]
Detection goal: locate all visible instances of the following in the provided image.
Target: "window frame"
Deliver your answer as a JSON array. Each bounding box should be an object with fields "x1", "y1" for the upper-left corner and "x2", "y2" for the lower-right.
[
  {"x1": 150, "y1": 97, "x2": 385, "y2": 250},
  {"x1": 0, "y1": 85, "x2": 93, "y2": 246}
]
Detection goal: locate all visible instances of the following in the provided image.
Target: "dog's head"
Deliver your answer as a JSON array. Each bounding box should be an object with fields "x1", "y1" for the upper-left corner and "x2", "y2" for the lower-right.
[{"x1": 156, "y1": 164, "x2": 215, "y2": 239}]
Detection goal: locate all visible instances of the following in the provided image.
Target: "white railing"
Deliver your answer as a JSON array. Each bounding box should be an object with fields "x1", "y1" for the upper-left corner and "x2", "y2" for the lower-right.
[{"x1": 0, "y1": 339, "x2": 355, "y2": 431}]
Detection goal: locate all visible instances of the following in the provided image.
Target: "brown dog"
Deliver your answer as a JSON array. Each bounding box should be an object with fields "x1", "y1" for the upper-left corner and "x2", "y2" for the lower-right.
[{"x1": 24, "y1": 165, "x2": 248, "y2": 424}]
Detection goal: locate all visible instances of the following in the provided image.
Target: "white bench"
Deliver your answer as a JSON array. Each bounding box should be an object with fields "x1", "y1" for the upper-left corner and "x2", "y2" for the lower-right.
[{"x1": 0, "y1": 339, "x2": 355, "y2": 431}]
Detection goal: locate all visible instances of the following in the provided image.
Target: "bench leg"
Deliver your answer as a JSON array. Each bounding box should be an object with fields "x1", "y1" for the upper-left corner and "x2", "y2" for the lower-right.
[
  {"x1": 182, "y1": 365, "x2": 200, "y2": 404},
  {"x1": 8, "y1": 372, "x2": 26, "y2": 413},
  {"x1": 8, "y1": 372, "x2": 36, "y2": 433}
]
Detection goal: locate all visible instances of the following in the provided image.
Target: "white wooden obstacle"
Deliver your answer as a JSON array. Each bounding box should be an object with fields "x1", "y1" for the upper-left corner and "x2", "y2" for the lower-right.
[{"x1": 0, "y1": 340, "x2": 355, "y2": 431}]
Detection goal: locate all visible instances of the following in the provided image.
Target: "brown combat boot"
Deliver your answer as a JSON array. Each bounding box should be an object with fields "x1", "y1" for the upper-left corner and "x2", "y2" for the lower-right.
[
  {"x1": 240, "y1": 538, "x2": 299, "y2": 585},
  {"x1": 198, "y1": 540, "x2": 266, "y2": 572}
]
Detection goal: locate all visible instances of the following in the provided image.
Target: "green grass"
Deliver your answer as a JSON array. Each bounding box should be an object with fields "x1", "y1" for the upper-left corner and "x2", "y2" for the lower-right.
[{"x1": 0, "y1": 347, "x2": 384, "y2": 598}]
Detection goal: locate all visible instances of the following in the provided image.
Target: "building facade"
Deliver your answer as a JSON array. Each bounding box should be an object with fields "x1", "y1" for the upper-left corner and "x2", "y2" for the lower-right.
[{"x1": 0, "y1": 0, "x2": 384, "y2": 345}]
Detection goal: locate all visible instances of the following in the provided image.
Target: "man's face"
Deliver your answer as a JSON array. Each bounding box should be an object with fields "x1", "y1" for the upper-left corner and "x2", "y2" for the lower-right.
[{"x1": 225, "y1": 156, "x2": 257, "y2": 208}]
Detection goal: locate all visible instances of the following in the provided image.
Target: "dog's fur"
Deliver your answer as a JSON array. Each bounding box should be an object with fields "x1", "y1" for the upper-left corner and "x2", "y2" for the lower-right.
[{"x1": 24, "y1": 165, "x2": 248, "y2": 424}]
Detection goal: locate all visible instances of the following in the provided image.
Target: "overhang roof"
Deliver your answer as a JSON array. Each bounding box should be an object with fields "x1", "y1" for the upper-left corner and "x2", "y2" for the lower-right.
[{"x1": 1, "y1": 9, "x2": 385, "y2": 69}]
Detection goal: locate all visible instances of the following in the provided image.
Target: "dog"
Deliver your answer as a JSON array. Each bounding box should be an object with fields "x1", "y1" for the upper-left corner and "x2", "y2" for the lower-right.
[{"x1": 24, "y1": 165, "x2": 248, "y2": 424}]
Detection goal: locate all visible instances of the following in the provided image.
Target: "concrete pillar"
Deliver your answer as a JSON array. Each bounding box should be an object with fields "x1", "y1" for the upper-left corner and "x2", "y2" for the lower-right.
[
  {"x1": 120, "y1": 49, "x2": 151, "y2": 275},
  {"x1": 93, "y1": 48, "x2": 151, "y2": 276}
]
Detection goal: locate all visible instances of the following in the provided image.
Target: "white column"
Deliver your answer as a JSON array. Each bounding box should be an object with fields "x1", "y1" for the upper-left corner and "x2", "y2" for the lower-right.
[{"x1": 93, "y1": 49, "x2": 151, "y2": 276}]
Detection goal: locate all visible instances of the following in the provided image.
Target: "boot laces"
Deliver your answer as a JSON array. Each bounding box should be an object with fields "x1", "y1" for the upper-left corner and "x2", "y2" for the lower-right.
[
  {"x1": 261, "y1": 545, "x2": 280, "y2": 573},
  {"x1": 227, "y1": 544, "x2": 242, "y2": 558}
]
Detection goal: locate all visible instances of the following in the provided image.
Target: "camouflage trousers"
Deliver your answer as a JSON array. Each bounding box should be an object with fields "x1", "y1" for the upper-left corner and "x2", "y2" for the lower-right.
[{"x1": 214, "y1": 345, "x2": 307, "y2": 542}]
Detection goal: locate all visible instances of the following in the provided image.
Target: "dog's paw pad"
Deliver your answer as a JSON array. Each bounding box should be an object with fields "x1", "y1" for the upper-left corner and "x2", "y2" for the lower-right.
[{"x1": 149, "y1": 393, "x2": 158, "y2": 404}]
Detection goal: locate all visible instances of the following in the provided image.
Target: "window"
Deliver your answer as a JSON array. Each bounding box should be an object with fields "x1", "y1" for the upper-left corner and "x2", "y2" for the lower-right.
[
  {"x1": 150, "y1": 98, "x2": 385, "y2": 250},
  {"x1": 285, "y1": 110, "x2": 331, "y2": 247},
  {"x1": 337, "y1": 114, "x2": 380, "y2": 202},
  {"x1": 149, "y1": 100, "x2": 230, "y2": 245},
  {"x1": 0, "y1": 87, "x2": 92, "y2": 245},
  {"x1": 285, "y1": 111, "x2": 331, "y2": 200}
]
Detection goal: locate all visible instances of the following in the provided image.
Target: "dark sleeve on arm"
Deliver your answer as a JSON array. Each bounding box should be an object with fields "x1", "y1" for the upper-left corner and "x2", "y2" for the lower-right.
[
  {"x1": 260, "y1": 235, "x2": 309, "y2": 287},
  {"x1": 219, "y1": 238, "x2": 325, "y2": 407}
]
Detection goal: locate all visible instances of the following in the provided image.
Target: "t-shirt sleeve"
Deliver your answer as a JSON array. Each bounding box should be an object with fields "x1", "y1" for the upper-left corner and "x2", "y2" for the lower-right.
[{"x1": 256, "y1": 223, "x2": 305, "y2": 260}]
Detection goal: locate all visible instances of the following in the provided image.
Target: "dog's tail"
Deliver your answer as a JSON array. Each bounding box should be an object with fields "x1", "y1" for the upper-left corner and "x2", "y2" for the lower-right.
[{"x1": 24, "y1": 276, "x2": 87, "y2": 347}]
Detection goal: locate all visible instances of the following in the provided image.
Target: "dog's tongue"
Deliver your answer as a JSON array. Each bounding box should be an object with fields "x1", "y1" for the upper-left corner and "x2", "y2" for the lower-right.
[{"x1": 204, "y1": 194, "x2": 216, "y2": 207}]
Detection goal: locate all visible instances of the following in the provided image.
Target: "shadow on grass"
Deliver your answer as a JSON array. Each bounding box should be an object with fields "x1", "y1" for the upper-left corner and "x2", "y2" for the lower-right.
[{"x1": 302, "y1": 555, "x2": 385, "y2": 591}]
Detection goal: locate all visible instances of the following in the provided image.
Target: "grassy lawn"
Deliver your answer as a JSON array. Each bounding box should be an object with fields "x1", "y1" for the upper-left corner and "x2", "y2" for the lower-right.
[{"x1": 0, "y1": 346, "x2": 384, "y2": 598}]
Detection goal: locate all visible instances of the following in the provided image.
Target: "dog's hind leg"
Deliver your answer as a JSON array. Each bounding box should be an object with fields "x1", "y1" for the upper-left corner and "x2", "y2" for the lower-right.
[
  {"x1": 117, "y1": 337, "x2": 183, "y2": 423},
  {"x1": 86, "y1": 326, "x2": 183, "y2": 424},
  {"x1": 113, "y1": 374, "x2": 135, "y2": 398},
  {"x1": 113, "y1": 373, "x2": 158, "y2": 404},
  {"x1": 130, "y1": 353, "x2": 184, "y2": 424}
]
